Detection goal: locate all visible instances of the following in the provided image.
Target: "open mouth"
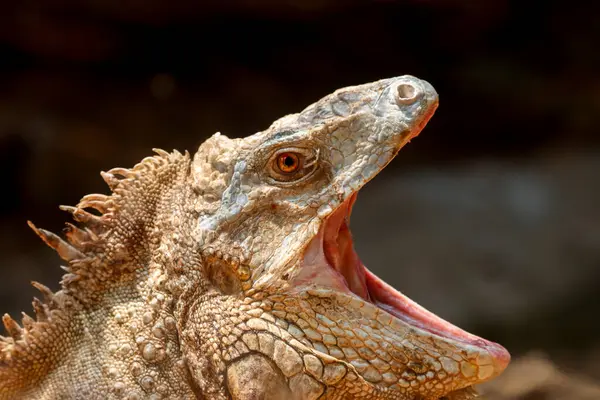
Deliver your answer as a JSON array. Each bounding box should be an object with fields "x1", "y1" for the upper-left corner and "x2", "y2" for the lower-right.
[{"x1": 302, "y1": 191, "x2": 511, "y2": 371}]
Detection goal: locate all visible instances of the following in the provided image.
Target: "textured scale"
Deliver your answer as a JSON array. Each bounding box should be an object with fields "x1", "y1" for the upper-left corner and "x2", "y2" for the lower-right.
[{"x1": 0, "y1": 76, "x2": 507, "y2": 399}]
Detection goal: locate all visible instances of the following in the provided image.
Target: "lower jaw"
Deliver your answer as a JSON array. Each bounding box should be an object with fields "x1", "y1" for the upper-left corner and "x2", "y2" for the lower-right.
[
  {"x1": 364, "y1": 267, "x2": 510, "y2": 365},
  {"x1": 300, "y1": 195, "x2": 510, "y2": 374}
]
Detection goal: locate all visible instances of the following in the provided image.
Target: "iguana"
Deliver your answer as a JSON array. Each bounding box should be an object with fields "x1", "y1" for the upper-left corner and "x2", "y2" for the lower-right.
[{"x1": 0, "y1": 76, "x2": 510, "y2": 399}]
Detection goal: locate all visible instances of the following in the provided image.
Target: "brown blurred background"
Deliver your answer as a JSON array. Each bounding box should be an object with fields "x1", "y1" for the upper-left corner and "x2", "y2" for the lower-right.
[{"x1": 0, "y1": 0, "x2": 599, "y2": 398}]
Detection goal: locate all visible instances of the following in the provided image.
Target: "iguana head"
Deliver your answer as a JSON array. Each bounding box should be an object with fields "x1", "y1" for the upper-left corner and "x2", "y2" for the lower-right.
[{"x1": 190, "y1": 76, "x2": 509, "y2": 399}]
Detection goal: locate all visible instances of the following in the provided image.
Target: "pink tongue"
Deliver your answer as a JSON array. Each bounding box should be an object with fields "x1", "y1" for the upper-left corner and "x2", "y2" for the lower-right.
[{"x1": 365, "y1": 268, "x2": 511, "y2": 367}]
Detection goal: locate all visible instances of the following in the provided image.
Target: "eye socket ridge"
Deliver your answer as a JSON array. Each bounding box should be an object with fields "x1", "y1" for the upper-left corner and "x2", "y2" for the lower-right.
[{"x1": 267, "y1": 147, "x2": 319, "y2": 184}]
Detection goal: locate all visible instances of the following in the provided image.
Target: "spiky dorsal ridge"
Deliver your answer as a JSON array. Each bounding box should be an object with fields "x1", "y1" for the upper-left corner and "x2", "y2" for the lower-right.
[{"x1": 0, "y1": 149, "x2": 190, "y2": 381}]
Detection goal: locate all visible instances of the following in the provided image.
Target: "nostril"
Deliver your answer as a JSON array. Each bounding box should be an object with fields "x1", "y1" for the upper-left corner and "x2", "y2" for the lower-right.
[{"x1": 396, "y1": 83, "x2": 419, "y2": 104}]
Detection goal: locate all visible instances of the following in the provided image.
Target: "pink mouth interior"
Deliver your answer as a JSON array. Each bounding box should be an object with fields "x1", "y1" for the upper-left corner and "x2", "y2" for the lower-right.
[{"x1": 316, "y1": 193, "x2": 510, "y2": 367}]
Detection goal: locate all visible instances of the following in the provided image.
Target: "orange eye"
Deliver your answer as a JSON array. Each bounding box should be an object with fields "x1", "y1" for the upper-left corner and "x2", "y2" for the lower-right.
[{"x1": 276, "y1": 152, "x2": 301, "y2": 174}]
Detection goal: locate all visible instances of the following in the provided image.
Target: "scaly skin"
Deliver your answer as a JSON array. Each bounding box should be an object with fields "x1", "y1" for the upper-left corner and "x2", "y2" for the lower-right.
[{"x1": 0, "y1": 76, "x2": 509, "y2": 399}]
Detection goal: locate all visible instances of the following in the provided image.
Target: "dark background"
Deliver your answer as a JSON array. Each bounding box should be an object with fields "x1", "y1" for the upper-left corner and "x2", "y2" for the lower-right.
[{"x1": 1, "y1": 1, "x2": 599, "y2": 398}]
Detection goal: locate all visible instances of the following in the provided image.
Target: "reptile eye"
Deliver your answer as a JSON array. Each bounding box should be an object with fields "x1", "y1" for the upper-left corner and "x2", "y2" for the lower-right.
[
  {"x1": 276, "y1": 152, "x2": 301, "y2": 174},
  {"x1": 267, "y1": 147, "x2": 319, "y2": 185}
]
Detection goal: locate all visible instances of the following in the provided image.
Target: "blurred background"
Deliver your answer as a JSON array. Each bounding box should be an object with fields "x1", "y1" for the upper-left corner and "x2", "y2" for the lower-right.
[{"x1": 0, "y1": 0, "x2": 599, "y2": 398}]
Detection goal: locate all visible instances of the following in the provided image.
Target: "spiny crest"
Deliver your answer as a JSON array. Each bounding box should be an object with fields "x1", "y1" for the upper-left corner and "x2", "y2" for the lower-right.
[
  {"x1": 1, "y1": 282, "x2": 71, "y2": 371},
  {"x1": 0, "y1": 149, "x2": 189, "y2": 365}
]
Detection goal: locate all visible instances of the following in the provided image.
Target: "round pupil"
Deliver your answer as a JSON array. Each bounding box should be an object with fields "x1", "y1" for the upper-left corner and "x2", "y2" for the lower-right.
[{"x1": 283, "y1": 156, "x2": 295, "y2": 167}]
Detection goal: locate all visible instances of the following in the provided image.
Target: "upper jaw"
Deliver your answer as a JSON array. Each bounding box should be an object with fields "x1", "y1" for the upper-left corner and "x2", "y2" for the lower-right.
[
  {"x1": 256, "y1": 76, "x2": 440, "y2": 288},
  {"x1": 297, "y1": 75, "x2": 441, "y2": 298}
]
